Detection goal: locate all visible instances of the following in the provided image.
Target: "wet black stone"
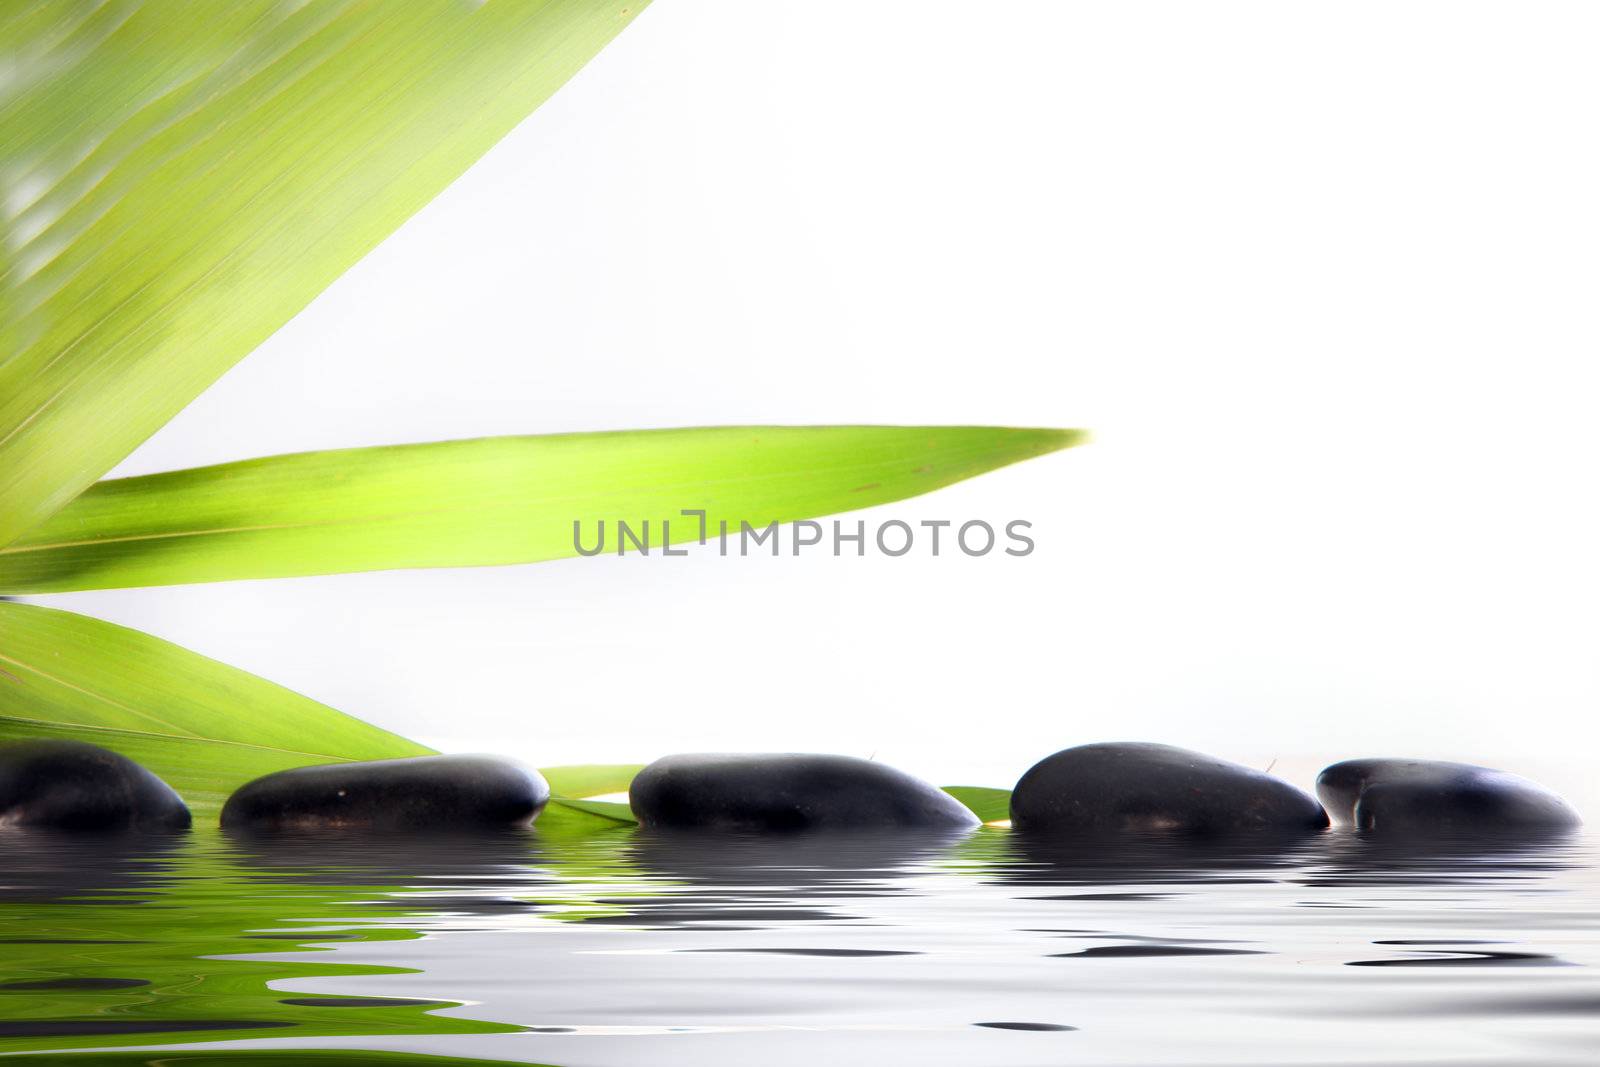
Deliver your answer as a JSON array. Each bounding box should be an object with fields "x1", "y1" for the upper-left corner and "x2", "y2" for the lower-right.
[
  {"x1": 1009, "y1": 743, "x2": 1328, "y2": 837},
  {"x1": 220, "y1": 755, "x2": 548, "y2": 833},
  {"x1": 629, "y1": 753, "x2": 980, "y2": 832},
  {"x1": 0, "y1": 740, "x2": 191, "y2": 833},
  {"x1": 1316, "y1": 758, "x2": 1580, "y2": 834}
]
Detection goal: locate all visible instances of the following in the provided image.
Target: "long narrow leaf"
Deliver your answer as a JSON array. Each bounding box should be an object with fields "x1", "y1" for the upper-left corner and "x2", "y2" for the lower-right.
[
  {"x1": 541, "y1": 763, "x2": 645, "y2": 798},
  {"x1": 0, "y1": 0, "x2": 648, "y2": 547},
  {"x1": 942, "y1": 785, "x2": 1013, "y2": 823},
  {"x1": 0, "y1": 425, "x2": 1085, "y2": 592},
  {"x1": 538, "y1": 764, "x2": 642, "y2": 832},
  {"x1": 547, "y1": 796, "x2": 637, "y2": 823},
  {"x1": 0, "y1": 600, "x2": 431, "y2": 816}
]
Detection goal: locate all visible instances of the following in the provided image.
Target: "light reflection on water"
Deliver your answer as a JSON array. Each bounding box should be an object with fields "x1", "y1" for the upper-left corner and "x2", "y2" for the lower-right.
[{"x1": 0, "y1": 827, "x2": 1595, "y2": 1065}]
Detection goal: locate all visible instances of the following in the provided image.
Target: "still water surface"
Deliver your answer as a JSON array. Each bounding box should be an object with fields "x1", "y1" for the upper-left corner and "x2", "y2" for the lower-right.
[{"x1": 1, "y1": 827, "x2": 1596, "y2": 1066}]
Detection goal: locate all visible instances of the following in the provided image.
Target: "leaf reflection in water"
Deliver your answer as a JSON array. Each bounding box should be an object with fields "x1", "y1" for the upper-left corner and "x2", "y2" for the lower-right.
[{"x1": 0, "y1": 826, "x2": 1595, "y2": 1066}]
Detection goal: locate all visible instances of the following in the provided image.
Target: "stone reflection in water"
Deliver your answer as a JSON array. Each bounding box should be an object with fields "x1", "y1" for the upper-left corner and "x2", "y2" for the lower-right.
[
  {"x1": 591, "y1": 829, "x2": 967, "y2": 930},
  {"x1": 221, "y1": 828, "x2": 544, "y2": 879},
  {"x1": 997, "y1": 828, "x2": 1327, "y2": 890},
  {"x1": 1, "y1": 826, "x2": 1597, "y2": 1066},
  {"x1": 0, "y1": 829, "x2": 523, "y2": 1057},
  {"x1": 0, "y1": 830, "x2": 184, "y2": 907},
  {"x1": 222, "y1": 829, "x2": 556, "y2": 919},
  {"x1": 1301, "y1": 827, "x2": 1586, "y2": 888}
]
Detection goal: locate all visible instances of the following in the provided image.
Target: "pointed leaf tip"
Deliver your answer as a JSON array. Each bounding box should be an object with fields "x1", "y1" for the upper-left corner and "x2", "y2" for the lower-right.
[
  {"x1": 0, "y1": 0, "x2": 651, "y2": 547},
  {"x1": 0, "y1": 425, "x2": 1088, "y2": 592}
]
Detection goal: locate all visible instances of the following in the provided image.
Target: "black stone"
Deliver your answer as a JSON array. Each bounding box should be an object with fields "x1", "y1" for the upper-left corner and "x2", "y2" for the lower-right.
[
  {"x1": 629, "y1": 753, "x2": 980, "y2": 832},
  {"x1": 220, "y1": 755, "x2": 548, "y2": 833},
  {"x1": 0, "y1": 740, "x2": 191, "y2": 832},
  {"x1": 1010, "y1": 742, "x2": 1328, "y2": 837},
  {"x1": 1316, "y1": 758, "x2": 1580, "y2": 834}
]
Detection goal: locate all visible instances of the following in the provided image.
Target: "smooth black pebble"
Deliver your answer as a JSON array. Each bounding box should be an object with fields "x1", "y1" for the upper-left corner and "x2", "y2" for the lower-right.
[
  {"x1": 1316, "y1": 758, "x2": 1579, "y2": 834},
  {"x1": 220, "y1": 755, "x2": 548, "y2": 833},
  {"x1": 0, "y1": 740, "x2": 190, "y2": 832},
  {"x1": 1009, "y1": 742, "x2": 1328, "y2": 836},
  {"x1": 628, "y1": 753, "x2": 980, "y2": 832}
]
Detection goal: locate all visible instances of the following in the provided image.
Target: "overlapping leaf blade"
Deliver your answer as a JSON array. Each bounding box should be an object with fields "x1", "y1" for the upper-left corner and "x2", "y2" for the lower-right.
[
  {"x1": 0, "y1": 599, "x2": 433, "y2": 816},
  {"x1": 541, "y1": 763, "x2": 645, "y2": 799},
  {"x1": 540, "y1": 763, "x2": 642, "y2": 830},
  {"x1": 0, "y1": 426, "x2": 1085, "y2": 592},
  {"x1": 0, "y1": 598, "x2": 1019, "y2": 833},
  {"x1": 0, "y1": 0, "x2": 648, "y2": 548},
  {"x1": 942, "y1": 785, "x2": 1013, "y2": 822}
]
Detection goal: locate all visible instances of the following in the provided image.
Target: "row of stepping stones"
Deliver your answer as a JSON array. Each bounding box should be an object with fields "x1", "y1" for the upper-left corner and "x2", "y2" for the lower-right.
[{"x1": 0, "y1": 739, "x2": 1581, "y2": 836}]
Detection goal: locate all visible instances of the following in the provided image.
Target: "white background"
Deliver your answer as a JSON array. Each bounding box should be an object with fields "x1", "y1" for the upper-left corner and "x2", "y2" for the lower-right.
[{"x1": 44, "y1": 2, "x2": 1600, "y2": 813}]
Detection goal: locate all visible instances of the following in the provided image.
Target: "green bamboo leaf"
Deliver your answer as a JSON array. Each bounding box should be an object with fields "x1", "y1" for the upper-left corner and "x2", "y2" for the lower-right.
[
  {"x1": 0, "y1": 600, "x2": 432, "y2": 817},
  {"x1": 541, "y1": 763, "x2": 645, "y2": 798},
  {"x1": 0, "y1": 1054, "x2": 537, "y2": 1067},
  {"x1": 0, "y1": 425, "x2": 1086, "y2": 593},
  {"x1": 532, "y1": 765, "x2": 642, "y2": 832},
  {"x1": 546, "y1": 796, "x2": 637, "y2": 824},
  {"x1": 0, "y1": 0, "x2": 648, "y2": 548},
  {"x1": 532, "y1": 804, "x2": 636, "y2": 839},
  {"x1": 943, "y1": 785, "x2": 1013, "y2": 823}
]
